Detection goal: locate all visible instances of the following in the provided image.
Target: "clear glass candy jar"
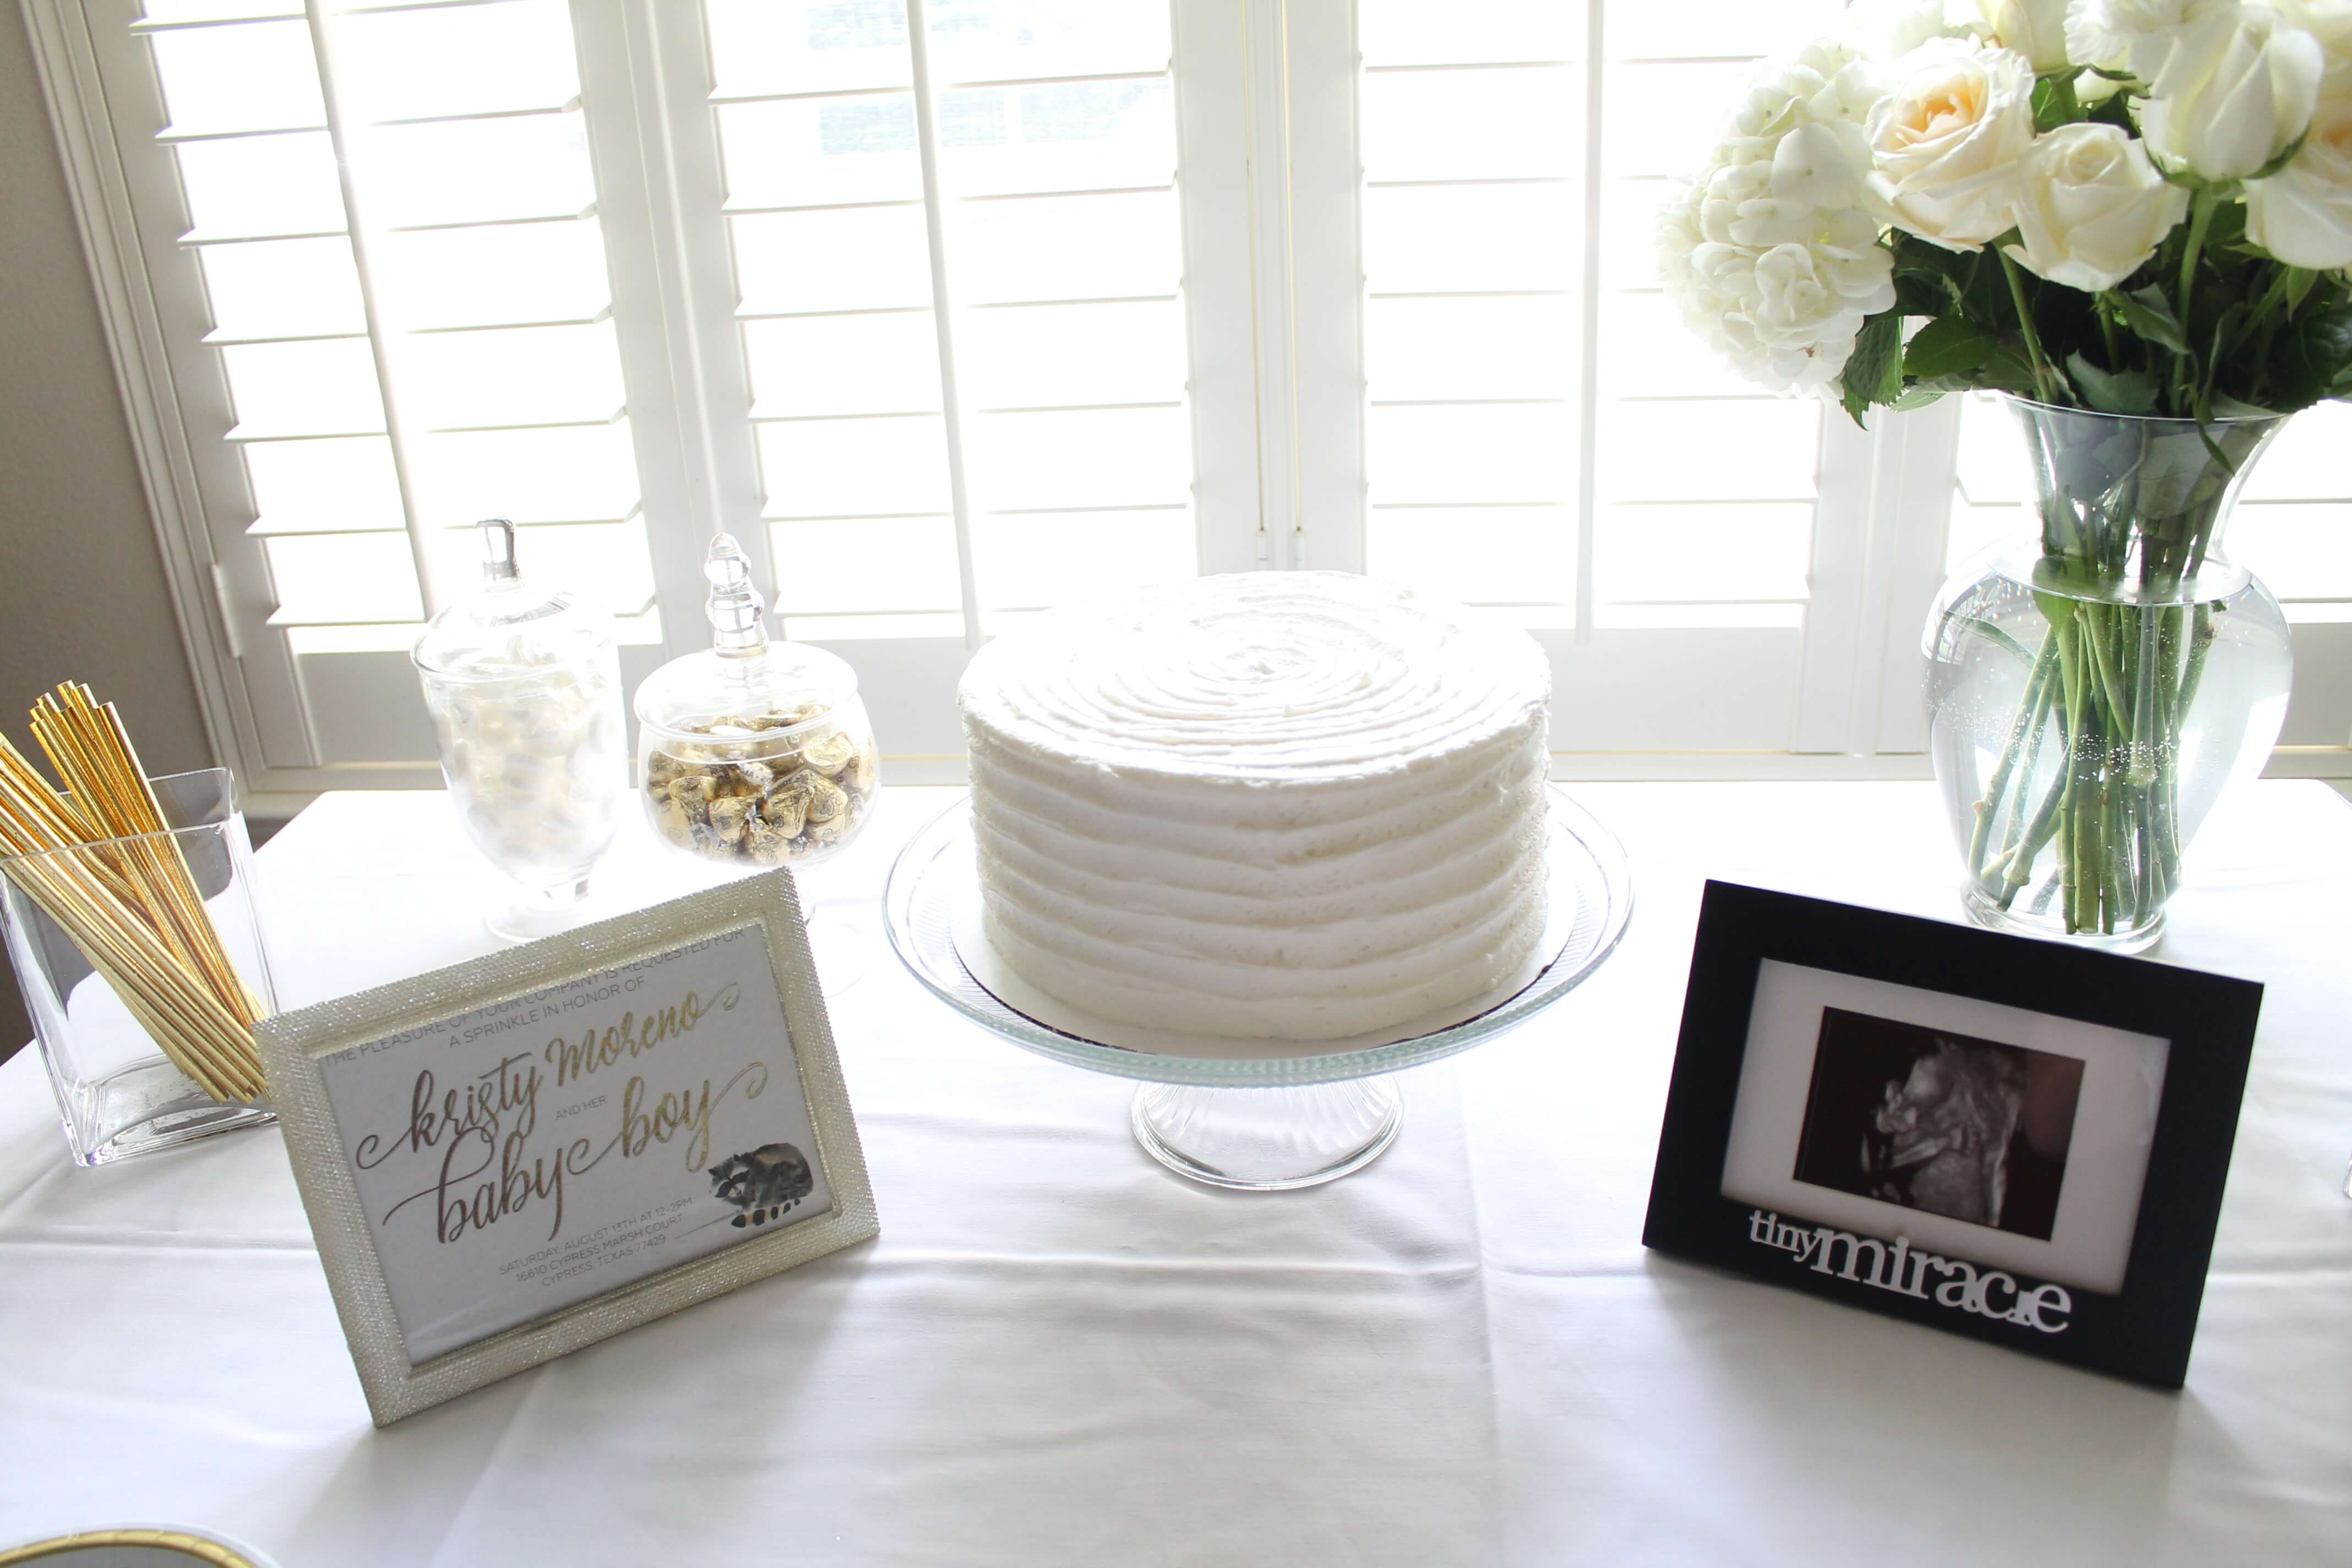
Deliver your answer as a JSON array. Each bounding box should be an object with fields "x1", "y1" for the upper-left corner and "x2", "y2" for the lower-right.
[
  {"x1": 634, "y1": 535, "x2": 877, "y2": 872},
  {"x1": 413, "y1": 519, "x2": 627, "y2": 940}
]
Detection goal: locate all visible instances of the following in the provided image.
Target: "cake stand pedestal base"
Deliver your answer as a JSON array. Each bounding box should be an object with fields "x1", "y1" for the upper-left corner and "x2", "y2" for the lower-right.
[{"x1": 1130, "y1": 1076, "x2": 1402, "y2": 1190}]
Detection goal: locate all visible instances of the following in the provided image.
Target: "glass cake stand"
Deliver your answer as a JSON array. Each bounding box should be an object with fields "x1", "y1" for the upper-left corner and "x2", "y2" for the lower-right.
[{"x1": 882, "y1": 785, "x2": 1634, "y2": 1190}]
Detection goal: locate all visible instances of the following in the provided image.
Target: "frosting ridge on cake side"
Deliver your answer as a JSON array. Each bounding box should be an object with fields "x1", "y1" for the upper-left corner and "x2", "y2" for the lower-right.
[{"x1": 957, "y1": 571, "x2": 1552, "y2": 1042}]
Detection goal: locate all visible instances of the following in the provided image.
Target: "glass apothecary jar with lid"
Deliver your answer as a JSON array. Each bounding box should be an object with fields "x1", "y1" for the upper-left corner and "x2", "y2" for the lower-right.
[
  {"x1": 634, "y1": 535, "x2": 878, "y2": 878},
  {"x1": 412, "y1": 519, "x2": 628, "y2": 941}
]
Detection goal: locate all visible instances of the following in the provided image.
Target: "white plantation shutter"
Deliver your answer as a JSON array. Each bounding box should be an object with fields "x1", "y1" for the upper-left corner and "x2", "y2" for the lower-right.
[
  {"x1": 1313, "y1": 0, "x2": 1958, "y2": 758},
  {"x1": 31, "y1": 0, "x2": 2352, "y2": 786},
  {"x1": 56, "y1": 0, "x2": 1249, "y2": 782},
  {"x1": 698, "y1": 0, "x2": 1216, "y2": 748},
  {"x1": 77, "y1": 0, "x2": 672, "y2": 783}
]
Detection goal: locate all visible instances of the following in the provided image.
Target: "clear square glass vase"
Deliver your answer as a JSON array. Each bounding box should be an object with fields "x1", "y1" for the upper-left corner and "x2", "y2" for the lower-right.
[{"x1": 1, "y1": 768, "x2": 277, "y2": 1166}]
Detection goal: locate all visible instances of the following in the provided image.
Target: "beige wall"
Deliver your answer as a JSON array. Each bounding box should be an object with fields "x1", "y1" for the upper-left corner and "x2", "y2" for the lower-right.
[{"x1": 2, "y1": 3, "x2": 213, "y2": 1058}]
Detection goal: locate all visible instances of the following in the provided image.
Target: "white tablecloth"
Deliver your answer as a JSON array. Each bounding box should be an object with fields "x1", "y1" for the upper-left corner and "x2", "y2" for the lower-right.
[{"x1": 1, "y1": 782, "x2": 2346, "y2": 1565}]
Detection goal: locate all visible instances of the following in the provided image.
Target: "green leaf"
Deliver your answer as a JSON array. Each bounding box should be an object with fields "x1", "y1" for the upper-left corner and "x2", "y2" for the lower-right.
[
  {"x1": 1890, "y1": 234, "x2": 1980, "y2": 319},
  {"x1": 2272, "y1": 300, "x2": 2352, "y2": 410},
  {"x1": 2031, "y1": 75, "x2": 2083, "y2": 133},
  {"x1": 1889, "y1": 385, "x2": 1948, "y2": 411},
  {"x1": 2206, "y1": 300, "x2": 2251, "y2": 390},
  {"x1": 1975, "y1": 342, "x2": 2044, "y2": 396},
  {"x1": 2085, "y1": 92, "x2": 2138, "y2": 132},
  {"x1": 2114, "y1": 286, "x2": 2191, "y2": 354},
  {"x1": 1839, "y1": 309, "x2": 1904, "y2": 426},
  {"x1": 1903, "y1": 314, "x2": 1996, "y2": 379},
  {"x1": 1893, "y1": 270, "x2": 1957, "y2": 317},
  {"x1": 2206, "y1": 201, "x2": 2248, "y2": 249},
  {"x1": 2065, "y1": 351, "x2": 2159, "y2": 415}
]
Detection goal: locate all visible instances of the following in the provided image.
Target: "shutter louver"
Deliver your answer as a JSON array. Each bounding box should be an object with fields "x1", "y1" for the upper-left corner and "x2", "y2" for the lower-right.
[
  {"x1": 706, "y1": 0, "x2": 1196, "y2": 644},
  {"x1": 1359, "y1": 0, "x2": 1843, "y2": 636},
  {"x1": 133, "y1": 0, "x2": 666, "y2": 768}
]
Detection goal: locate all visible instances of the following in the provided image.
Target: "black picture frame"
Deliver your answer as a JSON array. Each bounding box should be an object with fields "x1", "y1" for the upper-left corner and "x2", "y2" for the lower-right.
[{"x1": 1641, "y1": 881, "x2": 2264, "y2": 1390}]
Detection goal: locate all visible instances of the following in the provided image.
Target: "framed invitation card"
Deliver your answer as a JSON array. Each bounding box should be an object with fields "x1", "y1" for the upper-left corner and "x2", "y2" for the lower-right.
[
  {"x1": 1642, "y1": 881, "x2": 2263, "y2": 1390},
  {"x1": 257, "y1": 869, "x2": 876, "y2": 1425}
]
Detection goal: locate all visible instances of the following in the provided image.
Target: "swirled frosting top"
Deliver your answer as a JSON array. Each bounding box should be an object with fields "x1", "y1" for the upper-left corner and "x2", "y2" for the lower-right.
[{"x1": 958, "y1": 572, "x2": 1549, "y2": 783}]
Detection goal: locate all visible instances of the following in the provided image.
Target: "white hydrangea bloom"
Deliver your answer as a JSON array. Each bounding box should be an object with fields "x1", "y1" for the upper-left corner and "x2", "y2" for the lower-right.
[{"x1": 1658, "y1": 42, "x2": 1897, "y2": 394}]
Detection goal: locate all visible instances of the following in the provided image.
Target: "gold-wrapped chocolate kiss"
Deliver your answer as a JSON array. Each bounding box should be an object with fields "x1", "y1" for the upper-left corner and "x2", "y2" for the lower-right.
[
  {"x1": 645, "y1": 704, "x2": 877, "y2": 865},
  {"x1": 634, "y1": 533, "x2": 880, "y2": 871}
]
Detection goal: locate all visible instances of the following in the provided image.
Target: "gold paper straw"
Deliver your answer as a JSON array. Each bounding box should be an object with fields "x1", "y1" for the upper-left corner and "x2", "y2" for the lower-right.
[{"x1": 0, "y1": 684, "x2": 269, "y2": 1102}]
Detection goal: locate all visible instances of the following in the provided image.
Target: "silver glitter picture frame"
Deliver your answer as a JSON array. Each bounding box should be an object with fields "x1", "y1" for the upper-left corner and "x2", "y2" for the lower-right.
[{"x1": 257, "y1": 869, "x2": 878, "y2": 1426}]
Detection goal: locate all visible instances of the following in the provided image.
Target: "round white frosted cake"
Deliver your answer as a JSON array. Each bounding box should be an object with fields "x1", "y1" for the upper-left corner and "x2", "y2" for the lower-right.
[{"x1": 956, "y1": 571, "x2": 1553, "y2": 1042}]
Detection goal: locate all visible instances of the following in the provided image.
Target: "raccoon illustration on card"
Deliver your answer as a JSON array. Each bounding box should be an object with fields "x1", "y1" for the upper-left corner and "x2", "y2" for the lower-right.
[{"x1": 709, "y1": 1141, "x2": 814, "y2": 1227}]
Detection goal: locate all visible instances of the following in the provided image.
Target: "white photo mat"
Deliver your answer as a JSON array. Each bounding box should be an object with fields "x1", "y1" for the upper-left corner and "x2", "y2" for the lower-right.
[
  {"x1": 257, "y1": 869, "x2": 877, "y2": 1426},
  {"x1": 1722, "y1": 959, "x2": 2170, "y2": 1295}
]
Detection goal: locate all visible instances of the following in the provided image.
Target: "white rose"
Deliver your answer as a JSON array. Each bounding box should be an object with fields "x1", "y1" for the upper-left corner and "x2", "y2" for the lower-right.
[
  {"x1": 2064, "y1": 0, "x2": 2192, "y2": 75},
  {"x1": 2267, "y1": 0, "x2": 2352, "y2": 55},
  {"x1": 2247, "y1": 66, "x2": 2352, "y2": 264},
  {"x1": 1849, "y1": 0, "x2": 1977, "y2": 66},
  {"x1": 1868, "y1": 39, "x2": 2040, "y2": 247},
  {"x1": 1979, "y1": 0, "x2": 2076, "y2": 69},
  {"x1": 2007, "y1": 123, "x2": 2191, "y2": 287},
  {"x1": 2139, "y1": 2, "x2": 2323, "y2": 180}
]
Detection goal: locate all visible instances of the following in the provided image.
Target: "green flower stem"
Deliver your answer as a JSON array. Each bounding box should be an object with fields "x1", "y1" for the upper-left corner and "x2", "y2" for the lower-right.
[
  {"x1": 2174, "y1": 188, "x2": 2222, "y2": 410},
  {"x1": 2103, "y1": 782, "x2": 2126, "y2": 934},
  {"x1": 2097, "y1": 295, "x2": 2124, "y2": 367},
  {"x1": 1995, "y1": 655, "x2": 2062, "y2": 870},
  {"x1": 1995, "y1": 754, "x2": 2069, "y2": 909},
  {"x1": 2147, "y1": 605, "x2": 2192, "y2": 896},
  {"x1": 1998, "y1": 247, "x2": 2067, "y2": 406},
  {"x1": 2247, "y1": 263, "x2": 2296, "y2": 335},
  {"x1": 2072, "y1": 695, "x2": 2104, "y2": 933},
  {"x1": 2052, "y1": 613, "x2": 2088, "y2": 930},
  {"x1": 1969, "y1": 636, "x2": 2058, "y2": 884},
  {"x1": 2019, "y1": 598, "x2": 2205, "y2": 935},
  {"x1": 2179, "y1": 187, "x2": 2218, "y2": 313},
  {"x1": 2130, "y1": 605, "x2": 2160, "y2": 788},
  {"x1": 2177, "y1": 603, "x2": 2217, "y2": 734},
  {"x1": 2083, "y1": 603, "x2": 2135, "y2": 744}
]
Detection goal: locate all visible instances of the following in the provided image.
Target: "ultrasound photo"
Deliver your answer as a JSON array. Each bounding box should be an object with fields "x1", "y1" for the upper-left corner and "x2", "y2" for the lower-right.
[{"x1": 1792, "y1": 1008, "x2": 2085, "y2": 1240}]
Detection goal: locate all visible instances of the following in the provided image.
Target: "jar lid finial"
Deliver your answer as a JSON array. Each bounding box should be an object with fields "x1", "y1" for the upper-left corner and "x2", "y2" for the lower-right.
[
  {"x1": 478, "y1": 518, "x2": 520, "y2": 587},
  {"x1": 705, "y1": 532, "x2": 767, "y2": 658}
]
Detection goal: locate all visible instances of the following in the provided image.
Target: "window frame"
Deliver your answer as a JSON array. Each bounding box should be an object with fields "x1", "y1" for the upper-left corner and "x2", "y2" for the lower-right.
[{"x1": 24, "y1": 0, "x2": 2352, "y2": 803}]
